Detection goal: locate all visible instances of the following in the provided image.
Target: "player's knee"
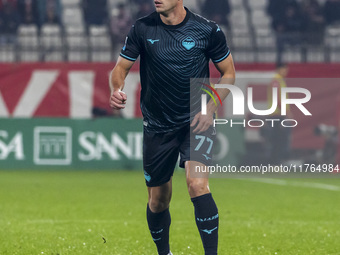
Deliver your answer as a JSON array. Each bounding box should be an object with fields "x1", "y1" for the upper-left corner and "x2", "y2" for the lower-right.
[
  {"x1": 148, "y1": 196, "x2": 170, "y2": 213},
  {"x1": 187, "y1": 178, "x2": 209, "y2": 197}
]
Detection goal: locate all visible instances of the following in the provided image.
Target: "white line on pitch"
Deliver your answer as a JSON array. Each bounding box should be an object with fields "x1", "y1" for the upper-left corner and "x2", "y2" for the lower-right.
[{"x1": 242, "y1": 178, "x2": 340, "y2": 191}]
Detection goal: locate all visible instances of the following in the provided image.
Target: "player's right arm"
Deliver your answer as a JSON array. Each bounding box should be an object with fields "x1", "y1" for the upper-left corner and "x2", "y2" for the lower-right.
[
  {"x1": 109, "y1": 57, "x2": 135, "y2": 110},
  {"x1": 109, "y1": 21, "x2": 141, "y2": 110}
]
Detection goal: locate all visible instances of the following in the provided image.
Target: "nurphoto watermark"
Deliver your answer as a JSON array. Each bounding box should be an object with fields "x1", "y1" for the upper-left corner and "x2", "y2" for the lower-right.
[{"x1": 190, "y1": 78, "x2": 340, "y2": 178}]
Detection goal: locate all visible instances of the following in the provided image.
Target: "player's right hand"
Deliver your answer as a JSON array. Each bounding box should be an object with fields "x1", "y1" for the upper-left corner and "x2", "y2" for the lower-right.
[{"x1": 110, "y1": 90, "x2": 127, "y2": 110}]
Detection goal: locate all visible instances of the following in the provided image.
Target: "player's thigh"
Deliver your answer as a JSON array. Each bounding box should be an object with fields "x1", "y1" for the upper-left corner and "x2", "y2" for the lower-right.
[
  {"x1": 179, "y1": 125, "x2": 216, "y2": 171},
  {"x1": 143, "y1": 129, "x2": 180, "y2": 187}
]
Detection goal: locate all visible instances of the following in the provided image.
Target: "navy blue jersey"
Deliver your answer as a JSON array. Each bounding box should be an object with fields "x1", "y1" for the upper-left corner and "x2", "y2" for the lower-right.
[{"x1": 120, "y1": 8, "x2": 230, "y2": 133}]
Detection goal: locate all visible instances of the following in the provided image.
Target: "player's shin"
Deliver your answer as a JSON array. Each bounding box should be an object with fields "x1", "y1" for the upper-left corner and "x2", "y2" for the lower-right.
[
  {"x1": 191, "y1": 193, "x2": 219, "y2": 255},
  {"x1": 146, "y1": 204, "x2": 171, "y2": 255}
]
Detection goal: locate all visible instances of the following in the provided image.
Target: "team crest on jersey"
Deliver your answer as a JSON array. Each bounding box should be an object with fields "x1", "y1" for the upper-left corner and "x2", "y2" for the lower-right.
[{"x1": 182, "y1": 37, "x2": 195, "y2": 50}]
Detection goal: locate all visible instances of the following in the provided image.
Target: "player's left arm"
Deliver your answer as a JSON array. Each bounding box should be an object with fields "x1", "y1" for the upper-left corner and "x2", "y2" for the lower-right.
[{"x1": 192, "y1": 55, "x2": 235, "y2": 133}]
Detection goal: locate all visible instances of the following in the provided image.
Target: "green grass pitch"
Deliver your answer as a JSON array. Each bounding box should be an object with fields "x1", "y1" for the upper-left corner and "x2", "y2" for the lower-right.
[{"x1": 0, "y1": 170, "x2": 339, "y2": 255}]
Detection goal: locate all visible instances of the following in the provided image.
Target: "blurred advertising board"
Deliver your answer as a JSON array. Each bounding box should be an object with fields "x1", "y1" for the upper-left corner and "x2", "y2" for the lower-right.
[{"x1": 0, "y1": 118, "x2": 243, "y2": 169}]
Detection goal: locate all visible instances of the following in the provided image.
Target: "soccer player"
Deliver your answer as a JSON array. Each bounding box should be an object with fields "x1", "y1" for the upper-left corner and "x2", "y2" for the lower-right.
[{"x1": 109, "y1": 1, "x2": 235, "y2": 254}]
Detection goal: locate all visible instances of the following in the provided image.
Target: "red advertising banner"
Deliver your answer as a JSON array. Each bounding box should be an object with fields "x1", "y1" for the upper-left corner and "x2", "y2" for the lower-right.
[{"x1": 0, "y1": 63, "x2": 122, "y2": 118}]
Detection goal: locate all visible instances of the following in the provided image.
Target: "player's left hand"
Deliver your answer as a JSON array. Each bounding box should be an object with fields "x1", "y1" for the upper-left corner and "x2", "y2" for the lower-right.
[{"x1": 191, "y1": 112, "x2": 213, "y2": 134}]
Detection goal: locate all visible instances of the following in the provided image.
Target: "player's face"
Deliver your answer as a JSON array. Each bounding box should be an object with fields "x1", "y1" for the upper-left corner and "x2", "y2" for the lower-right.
[
  {"x1": 280, "y1": 66, "x2": 289, "y2": 77},
  {"x1": 277, "y1": 66, "x2": 289, "y2": 78},
  {"x1": 154, "y1": 0, "x2": 179, "y2": 14}
]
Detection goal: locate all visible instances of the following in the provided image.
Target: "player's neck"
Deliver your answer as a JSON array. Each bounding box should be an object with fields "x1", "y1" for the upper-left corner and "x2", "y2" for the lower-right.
[{"x1": 159, "y1": 6, "x2": 187, "y2": 26}]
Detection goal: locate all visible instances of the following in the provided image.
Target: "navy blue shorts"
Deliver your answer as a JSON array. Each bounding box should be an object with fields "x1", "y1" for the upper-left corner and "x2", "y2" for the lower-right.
[{"x1": 143, "y1": 125, "x2": 216, "y2": 187}]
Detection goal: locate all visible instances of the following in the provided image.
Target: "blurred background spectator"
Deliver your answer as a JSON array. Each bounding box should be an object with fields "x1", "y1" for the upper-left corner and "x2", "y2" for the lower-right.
[
  {"x1": 267, "y1": 0, "x2": 331, "y2": 63},
  {"x1": 324, "y1": 0, "x2": 340, "y2": 25},
  {"x1": 0, "y1": 0, "x2": 17, "y2": 10},
  {"x1": 133, "y1": 0, "x2": 154, "y2": 19},
  {"x1": 0, "y1": 0, "x2": 340, "y2": 62},
  {"x1": 267, "y1": 0, "x2": 298, "y2": 27},
  {"x1": 302, "y1": 0, "x2": 325, "y2": 45},
  {"x1": 272, "y1": 3, "x2": 303, "y2": 33},
  {"x1": 201, "y1": 0, "x2": 231, "y2": 29},
  {"x1": 272, "y1": 2, "x2": 303, "y2": 63},
  {"x1": 17, "y1": 0, "x2": 61, "y2": 27},
  {"x1": 110, "y1": 3, "x2": 132, "y2": 51},
  {"x1": 83, "y1": 0, "x2": 108, "y2": 26},
  {"x1": 17, "y1": 0, "x2": 38, "y2": 25},
  {"x1": 37, "y1": 0, "x2": 62, "y2": 26},
  {"x1": 0, "y1": 1, "x2": 20, "y2": 44}
]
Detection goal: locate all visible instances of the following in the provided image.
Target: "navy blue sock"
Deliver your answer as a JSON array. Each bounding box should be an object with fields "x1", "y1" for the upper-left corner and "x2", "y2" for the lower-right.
[
  {"x1": 147, "y1": 204, "x2": 171, "y2": 255},
  {"x1": 191, "y1": 193, "x2": 219, "y2": 255}
]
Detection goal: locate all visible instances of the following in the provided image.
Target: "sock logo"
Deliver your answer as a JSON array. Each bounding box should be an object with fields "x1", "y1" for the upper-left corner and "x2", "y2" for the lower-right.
[
  {"x1": 197, "y1": 213, "x2": 219, "y2": 222},
  {"x1": 150, "y1": 229, "x2": 163, "y2": 234},
  {"x1": 151, "y1": 229, "x2": 163, "y2": 242},
  {"x1": 201, "y1": 227, "x2": 218, "y2": 235}
]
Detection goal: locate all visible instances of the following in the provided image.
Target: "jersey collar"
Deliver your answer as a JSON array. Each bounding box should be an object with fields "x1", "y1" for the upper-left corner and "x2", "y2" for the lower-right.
[{"x1": 157, "y1": 7, "x2": 191, "y2": 30}]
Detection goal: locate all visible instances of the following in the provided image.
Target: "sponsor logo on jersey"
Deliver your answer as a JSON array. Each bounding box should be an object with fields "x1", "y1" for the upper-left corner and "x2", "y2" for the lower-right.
[{"x1": 147, "y1": 39, "x2": 160, "y2": 44}]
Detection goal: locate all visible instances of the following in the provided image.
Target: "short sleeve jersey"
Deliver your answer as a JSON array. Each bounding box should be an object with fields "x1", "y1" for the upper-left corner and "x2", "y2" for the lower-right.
[{"x1": 120, "y1": 8, "x2": 231, "y2": 133}]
